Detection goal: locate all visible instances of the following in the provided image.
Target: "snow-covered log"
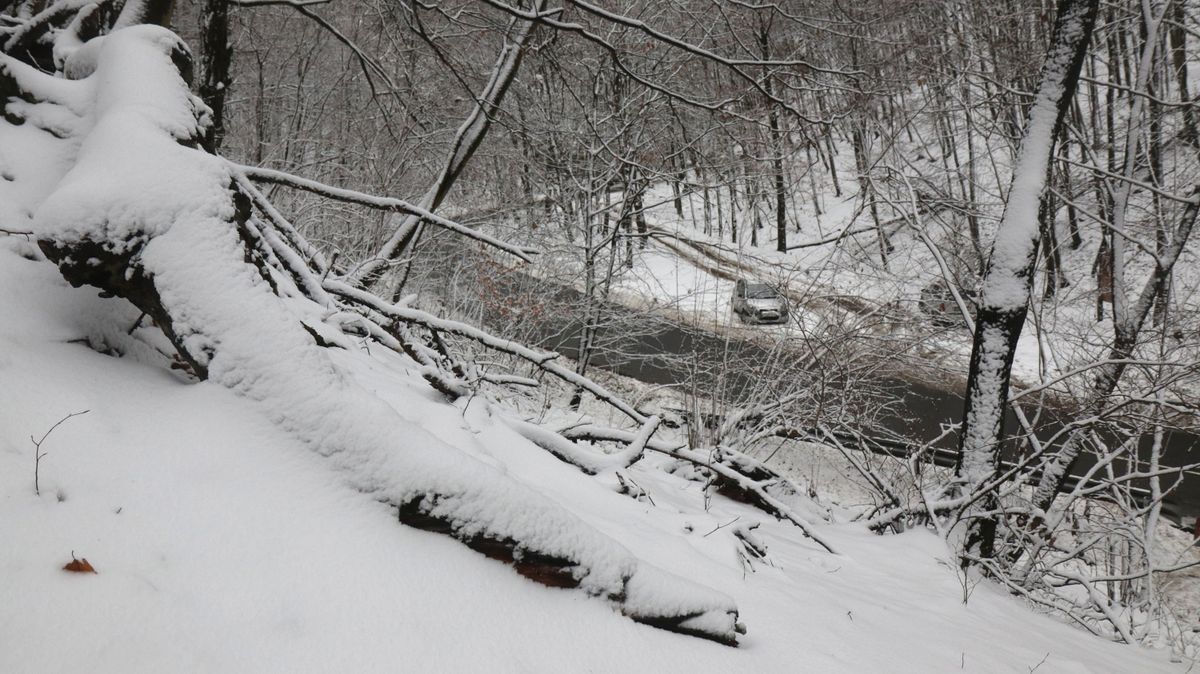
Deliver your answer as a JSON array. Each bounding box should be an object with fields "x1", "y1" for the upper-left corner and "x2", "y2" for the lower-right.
[{"x1": 13, "y1": 25, "x2": 742, "y2": 646}]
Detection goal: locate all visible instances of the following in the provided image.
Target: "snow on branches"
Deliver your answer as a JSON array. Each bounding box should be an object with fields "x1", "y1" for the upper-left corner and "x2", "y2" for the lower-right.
[{"x1": 0, "y1": 14, "x2": 834, "y2": 646}]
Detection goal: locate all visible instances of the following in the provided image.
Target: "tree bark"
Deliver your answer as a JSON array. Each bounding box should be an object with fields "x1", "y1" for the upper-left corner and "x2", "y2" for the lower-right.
[
  {"x1": 198, "y1": 0, "x2": 232, "y2": 151},
  {"x1": 954, "y1": 0, "x2": 1098, "y2": 563}
]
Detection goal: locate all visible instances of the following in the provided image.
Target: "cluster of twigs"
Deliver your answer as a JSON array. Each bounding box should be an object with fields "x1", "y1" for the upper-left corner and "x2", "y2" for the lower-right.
[{"x1": 228, "y1": 160, "x2": 839, "y2": 555}]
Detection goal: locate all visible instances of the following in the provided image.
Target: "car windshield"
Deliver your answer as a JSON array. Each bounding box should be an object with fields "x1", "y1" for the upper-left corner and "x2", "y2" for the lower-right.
[{"x1": 746, "y1": 284, "x2": 778, "y2": 299}]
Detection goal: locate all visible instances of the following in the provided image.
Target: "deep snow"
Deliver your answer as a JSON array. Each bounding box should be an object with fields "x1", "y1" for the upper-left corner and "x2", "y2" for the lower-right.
[
  {"x1": 0, "y1": 23, "x2": 1191, "y2": 673},
  {"x1": 0, "y1": 241, "x2": 1189, "y2": 673}
]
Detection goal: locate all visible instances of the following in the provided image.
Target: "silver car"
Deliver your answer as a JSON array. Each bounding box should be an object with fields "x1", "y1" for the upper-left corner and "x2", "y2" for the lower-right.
[{"x1": 732, "y1": 279, "x2": 789, "y2": 324}]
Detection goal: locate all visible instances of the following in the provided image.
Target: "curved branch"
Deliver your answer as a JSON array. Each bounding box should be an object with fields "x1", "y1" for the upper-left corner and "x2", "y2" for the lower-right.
[{"x1": 231, "y1": 163, "x2": 538, "y2": 262}]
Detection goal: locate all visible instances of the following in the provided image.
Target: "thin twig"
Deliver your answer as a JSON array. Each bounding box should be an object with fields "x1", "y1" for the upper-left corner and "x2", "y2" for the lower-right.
[{"x1": 32, "y1": 410, "x2": 89, "y2": 497}]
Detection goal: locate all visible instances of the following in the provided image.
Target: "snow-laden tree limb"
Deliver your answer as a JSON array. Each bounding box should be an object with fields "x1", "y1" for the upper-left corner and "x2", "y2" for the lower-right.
[
  {"x1": 322, "y1": 279, "x2": 648, "y2": 420},
  {"x1": 18, "y1": 23, "x2": 742, "y2": 646},
  {"x1": 561, "y1": 425, "x2": 837, "y2": 554}
]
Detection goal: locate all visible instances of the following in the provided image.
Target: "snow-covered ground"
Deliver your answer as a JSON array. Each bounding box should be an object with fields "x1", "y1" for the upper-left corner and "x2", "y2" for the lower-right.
[{"x1": 1, "y1": 240, "x2": 1191, "y2": 673}]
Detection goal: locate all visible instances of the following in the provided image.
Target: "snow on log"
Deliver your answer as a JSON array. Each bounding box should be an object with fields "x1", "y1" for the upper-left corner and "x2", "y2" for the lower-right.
[{"x1": 21, "y1": 26, "x2": 741, "y2": 646}]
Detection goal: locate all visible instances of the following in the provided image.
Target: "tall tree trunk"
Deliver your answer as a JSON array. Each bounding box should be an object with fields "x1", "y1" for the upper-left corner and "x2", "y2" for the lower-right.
[
  {"x1": 198, "y1": 0, "x2": 232, "y2": 151},
  {"x1": 758, "y1": 18, "x2": 788, "y2": 252},
  {"x1": 955, "y1": 0, "x2": 1099, "y2": 564},
  {"x1": 1039, "y1": 178, "x2": 1064, "y2": 299},
  {"x1": 1170, "y1": 0, "x2": 1196, "y2": 144}
]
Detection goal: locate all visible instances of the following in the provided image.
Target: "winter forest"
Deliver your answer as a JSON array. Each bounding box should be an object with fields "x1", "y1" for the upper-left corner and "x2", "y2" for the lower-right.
[{"x1": 3, "y1": 0, "x2": 1200, "y2": 670}]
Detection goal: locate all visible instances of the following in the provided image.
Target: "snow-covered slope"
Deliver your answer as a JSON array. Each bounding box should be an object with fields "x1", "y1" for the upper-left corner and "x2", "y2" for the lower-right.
[{"x1": 0, "y1": 243, "x2": 1187, "y2": 673}]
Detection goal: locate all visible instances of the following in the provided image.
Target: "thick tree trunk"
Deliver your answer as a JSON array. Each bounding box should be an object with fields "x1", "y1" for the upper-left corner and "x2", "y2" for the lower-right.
[{"x1": 954, "y1": 0, "x2": 1098, "y2": 563}]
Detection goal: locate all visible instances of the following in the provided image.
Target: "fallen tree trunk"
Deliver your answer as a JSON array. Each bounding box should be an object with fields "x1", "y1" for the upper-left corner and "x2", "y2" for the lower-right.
[{"x1": 14, "y1": 24, "x2": 743, "y2": 646}]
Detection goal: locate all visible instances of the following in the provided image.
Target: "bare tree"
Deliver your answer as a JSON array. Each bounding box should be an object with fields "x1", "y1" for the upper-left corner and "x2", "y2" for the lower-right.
[{"x1": 953, "y1": 0, "x2": 1099, "y2": 563}]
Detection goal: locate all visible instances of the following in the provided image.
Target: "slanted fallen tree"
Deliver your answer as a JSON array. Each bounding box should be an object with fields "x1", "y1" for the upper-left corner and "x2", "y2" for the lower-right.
[
  {"x1": 12, "y1": 23, "x2": 741, "y2": 645},
  {"x1": 0, "y1": 5, "x2": 836, "y2": 646}
]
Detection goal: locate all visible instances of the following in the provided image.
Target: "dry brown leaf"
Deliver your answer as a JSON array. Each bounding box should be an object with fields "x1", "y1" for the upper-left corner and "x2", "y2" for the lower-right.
[{"x1": 63, "y1": 555, "x2": 97, "y2": 574}]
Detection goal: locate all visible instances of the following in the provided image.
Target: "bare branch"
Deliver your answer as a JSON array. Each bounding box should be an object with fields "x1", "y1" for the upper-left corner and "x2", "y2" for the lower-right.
[{"x1": 231, "y1": 163, "x2": 539, "y2": 262}]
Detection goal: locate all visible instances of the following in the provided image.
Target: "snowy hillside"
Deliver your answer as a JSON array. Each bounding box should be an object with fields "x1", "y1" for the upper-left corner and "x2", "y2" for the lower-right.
[
  {"x1": 0, "y1": 241, "x2": 1187, "y2": 673},
  {"x1": 2, "y1": 0, "x2": 1198, "y2": 671}
]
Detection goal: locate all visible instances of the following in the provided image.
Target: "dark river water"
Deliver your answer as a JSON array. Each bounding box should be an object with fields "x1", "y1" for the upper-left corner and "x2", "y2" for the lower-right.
[{"x1": 421, "y1": 248, "x2": 1200, "y2": 520}]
